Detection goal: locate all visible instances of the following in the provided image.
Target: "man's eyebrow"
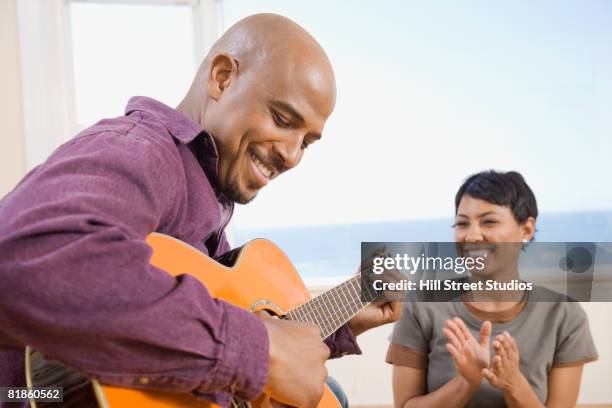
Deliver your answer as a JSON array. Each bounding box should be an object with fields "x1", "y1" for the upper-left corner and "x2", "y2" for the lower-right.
[{"x1": 268, "y1": 100, "x2": 305, "y2": 124}]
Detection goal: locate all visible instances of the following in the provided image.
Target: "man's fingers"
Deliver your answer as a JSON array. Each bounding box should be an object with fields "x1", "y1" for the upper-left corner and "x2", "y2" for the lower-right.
[
  {"x1": 358, "y1": 246, "x2": 387, "y2": 274},
  {"x1": 388, "y1": 301, "x2": 403, "y2": 321}
]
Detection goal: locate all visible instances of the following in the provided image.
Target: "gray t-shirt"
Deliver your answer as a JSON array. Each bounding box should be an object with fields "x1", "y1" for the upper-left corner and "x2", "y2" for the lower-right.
[{"x1": 387, "y1": 286, "x2": 598, "y2": 407}]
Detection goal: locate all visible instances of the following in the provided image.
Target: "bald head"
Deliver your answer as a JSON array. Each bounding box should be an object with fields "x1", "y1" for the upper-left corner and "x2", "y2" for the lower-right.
[
  {"x1": 208, "y1": 14, "x2": 332, "y2": 79},
  {"x1": 178, "y1": 14, "x2": 336, "y2": 204}
]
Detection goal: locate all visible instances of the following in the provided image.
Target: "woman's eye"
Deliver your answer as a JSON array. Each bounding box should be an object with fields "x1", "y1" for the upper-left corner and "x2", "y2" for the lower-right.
[
  {"x1": 453, "y1": 222, "x2": 468, "y2": 228},
  {"x1": 482, "y1": 220, "x2": 498, "y2": 225},
  {"x1": 272, "y1": 110, "x2": 291, "y2": 128}
]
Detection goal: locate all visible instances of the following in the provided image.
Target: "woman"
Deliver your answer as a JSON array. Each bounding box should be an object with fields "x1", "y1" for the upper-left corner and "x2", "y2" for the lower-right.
[{"x1": 386, "y1": 170, "x2": 598, "y2": 408}]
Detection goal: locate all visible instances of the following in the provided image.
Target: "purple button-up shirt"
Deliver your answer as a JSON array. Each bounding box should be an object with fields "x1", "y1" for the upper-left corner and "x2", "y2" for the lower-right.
[{"x1": 0, "y1": 97, "x2": 360, "y2": 407}]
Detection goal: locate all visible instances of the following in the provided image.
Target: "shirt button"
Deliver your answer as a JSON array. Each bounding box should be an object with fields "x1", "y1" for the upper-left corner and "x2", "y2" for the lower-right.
[{"x1": 139, "y1": 377, "x2": 150, "y2": 385}]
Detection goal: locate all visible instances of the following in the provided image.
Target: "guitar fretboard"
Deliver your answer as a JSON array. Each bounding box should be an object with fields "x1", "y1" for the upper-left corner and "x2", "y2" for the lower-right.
[{"x1": 282, "y1": 274, "x2": 376, "y2": 339}]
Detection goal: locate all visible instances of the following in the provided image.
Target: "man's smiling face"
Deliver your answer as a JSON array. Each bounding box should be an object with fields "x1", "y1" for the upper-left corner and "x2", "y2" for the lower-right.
[{"x1": 204, "y1": 50, "x2": 336, "y2": 204}]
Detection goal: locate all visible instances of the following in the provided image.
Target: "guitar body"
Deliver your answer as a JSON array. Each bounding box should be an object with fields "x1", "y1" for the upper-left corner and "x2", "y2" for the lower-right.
[{"x1": 27, "y1": 234, "x2": 341, "y2": 408}]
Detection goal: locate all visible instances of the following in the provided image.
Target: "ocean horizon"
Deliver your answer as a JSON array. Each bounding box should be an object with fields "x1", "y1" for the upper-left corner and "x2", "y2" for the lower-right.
[{"x1": 233, "y1": 210, "x2": 612, "y2": 285}]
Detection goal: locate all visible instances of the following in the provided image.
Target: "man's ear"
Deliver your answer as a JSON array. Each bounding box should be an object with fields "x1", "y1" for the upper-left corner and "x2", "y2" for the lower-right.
[{"x1": 207, "y1": 54, "x2": 239, "y2": 100}]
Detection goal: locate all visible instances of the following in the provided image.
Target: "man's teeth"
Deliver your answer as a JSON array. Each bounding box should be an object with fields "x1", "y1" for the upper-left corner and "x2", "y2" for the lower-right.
[
  {"x1": 467, "y1": 250, "x2": 490, "y2": 258},
  {"x1": 250, "y1": 152, "x2": 272, "y2": 178}
]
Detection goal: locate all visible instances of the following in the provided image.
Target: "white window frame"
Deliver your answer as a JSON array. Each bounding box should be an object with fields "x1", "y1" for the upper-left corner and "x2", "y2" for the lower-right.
[{"x1": 16, "y1": 0, "x2": 221, "y2": 170}]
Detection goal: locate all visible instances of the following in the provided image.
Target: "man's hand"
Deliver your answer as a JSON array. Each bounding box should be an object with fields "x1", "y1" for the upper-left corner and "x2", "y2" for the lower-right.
[
  {"x1": 349, "y1": 246, "x2": 402, "y2": 336},
  {"x1": 348, "y1": 301, "x2": 402, "y2": 336},
  {"x1": 259, "y1": 314, "x2": 330, "y2": 408},
  {"x1": 443, "y1": 318, "x2": 491, "y2": 387}
]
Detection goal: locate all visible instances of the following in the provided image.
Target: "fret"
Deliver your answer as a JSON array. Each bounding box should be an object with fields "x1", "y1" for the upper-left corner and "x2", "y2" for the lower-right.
[
  {"x1": 285, "y1": 309, "x2": 298, "y2": 322},
  {"x1": 361, "y1": 274, "x2": 378, "y2": 302},
  {"x1": 351, "y1": 278, "x2": 364, "y2": 306},
  {"x1": 302, "y1": 302, "x2": 317, "y2": 325},
  {"x1": 295, "y1": 307, "x2": 306, "y2": 323},
  {"x1": 328, "y1": 285, "x2": 343, "y2": 326},
  {"x1": 289, "y1": 307, "x2": 300, "y2": 322},
  {"x1": 349, "y1": 280, "x2": 362, "y2": 306},
  {"x1": 298, "y1": 303, "x2": 313, "y2": 324},
  {"x1": 312, "y1": 295, "x2": 332, "y2": 336},
  {"x1": 283, "y1": 274, "x2": 375, "y2": 340},
  {"x1": 319, "y1": 291, "x2": 339, "y2": 338},
  {"x1": 318, "y1": 293, "x2": 334, "y2": 335},
  {"x1": 324, "y1": 286, "x2": 343, "y2": 337},
  {"x1": 333, "y1": 284, "x2": 354, "y2": 328},
  {"x1": 338, "y1": 282, "x2": 355, "y2": 318}
]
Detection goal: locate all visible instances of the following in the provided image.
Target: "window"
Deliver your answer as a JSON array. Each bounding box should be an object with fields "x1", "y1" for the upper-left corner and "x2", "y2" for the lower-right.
[
  {"x1": 16, "y1": 0, "x2": 220, "y2": 168},
  {"x1": 70, "y1": 2, "x2": 197, "y2": 127}
]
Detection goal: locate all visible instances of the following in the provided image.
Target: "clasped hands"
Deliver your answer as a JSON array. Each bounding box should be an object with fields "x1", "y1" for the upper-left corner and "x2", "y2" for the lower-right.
[{"x1": 443, "y1": 317, "x2": 528, "y2": 396}]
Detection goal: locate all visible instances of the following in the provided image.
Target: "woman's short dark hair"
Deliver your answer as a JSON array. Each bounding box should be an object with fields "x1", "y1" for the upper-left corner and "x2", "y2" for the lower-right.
[{"x1": 455, "y1": 170, "x2": 538, "y2": 224}]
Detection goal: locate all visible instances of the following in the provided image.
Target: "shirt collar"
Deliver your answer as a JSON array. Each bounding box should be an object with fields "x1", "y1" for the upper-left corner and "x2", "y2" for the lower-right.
[
  {"x1": 125, "y1": 96, "x2": 229, "y2": 204},
  {"x1": 125, "y1": 96, "x2": 203, "y2": 144}
]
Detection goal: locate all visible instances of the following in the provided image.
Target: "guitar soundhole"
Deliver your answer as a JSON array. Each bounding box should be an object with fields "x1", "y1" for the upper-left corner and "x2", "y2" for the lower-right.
[{"x1": 215, "y1": 246, "x2": 244, "y2": 267}]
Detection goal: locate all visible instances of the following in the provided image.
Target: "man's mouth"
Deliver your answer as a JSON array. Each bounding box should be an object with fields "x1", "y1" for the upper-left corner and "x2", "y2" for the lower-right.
[{"x1": 248, "y1": 149, "x2": 275, "y2": 186}]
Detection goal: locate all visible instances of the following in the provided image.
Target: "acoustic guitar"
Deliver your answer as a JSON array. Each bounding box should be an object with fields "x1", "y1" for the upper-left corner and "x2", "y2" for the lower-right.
[{"x1": 25, "y1": 233, "x2": 374, "y2": 407}]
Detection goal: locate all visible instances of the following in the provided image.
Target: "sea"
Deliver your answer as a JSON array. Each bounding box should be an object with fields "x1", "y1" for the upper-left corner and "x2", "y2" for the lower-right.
[{"x1": 233, "y1": 210, "x2": 612, "y2": 286}]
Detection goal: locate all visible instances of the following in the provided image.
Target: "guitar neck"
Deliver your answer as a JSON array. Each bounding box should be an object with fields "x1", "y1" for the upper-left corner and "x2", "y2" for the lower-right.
[{"x1": 282, "y1": 274, "x2": 374, "y2": 339}]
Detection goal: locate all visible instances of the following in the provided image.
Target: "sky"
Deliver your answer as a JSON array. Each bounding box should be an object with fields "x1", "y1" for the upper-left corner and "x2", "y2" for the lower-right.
[{"x1": 70, "y1": 1, "x2": 612, "y2": 229}]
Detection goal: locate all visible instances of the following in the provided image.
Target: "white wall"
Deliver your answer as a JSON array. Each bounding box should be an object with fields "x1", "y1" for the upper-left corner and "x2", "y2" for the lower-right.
[
  {"x1": 0, "y1": 0, "x2": 27, "y2": 196},
  {"x1": 327, "y1": 303, "x2": 612, "y2": 406}
]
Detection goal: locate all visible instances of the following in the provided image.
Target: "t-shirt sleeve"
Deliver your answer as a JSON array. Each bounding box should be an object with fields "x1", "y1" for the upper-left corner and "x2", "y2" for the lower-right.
[
  {"x1": 553, "y1": 303, "x2": 598, "y2": 367},
  {"x1": 386, "y1": 301, "x2": 429, "y2": 369}
]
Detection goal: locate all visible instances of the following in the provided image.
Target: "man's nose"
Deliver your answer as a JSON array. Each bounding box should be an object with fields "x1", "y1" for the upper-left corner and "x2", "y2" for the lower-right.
[{"x1": 273, "y1": 136, "x2": 303, "y2": 170}]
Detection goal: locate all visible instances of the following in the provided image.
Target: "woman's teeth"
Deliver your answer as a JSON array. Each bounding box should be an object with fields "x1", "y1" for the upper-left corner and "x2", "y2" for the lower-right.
[
  {"x1": 466, "y1": 250, "x2": 490, "y2": 258},
  {"x1": 250, "y1": 151, "x2": 272, "y2": 178}
]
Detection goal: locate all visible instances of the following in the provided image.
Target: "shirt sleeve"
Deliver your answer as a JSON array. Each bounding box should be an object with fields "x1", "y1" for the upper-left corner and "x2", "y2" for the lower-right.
[
  {"x1": 386, "y1": 301, "x2": 428, "y2": 369},
  {"x1": 0, "y1": 130, "x2": 268, "y2": 401},
  {"x1": 552, "y1": 303, "x2": 598, "y2": 367},
  {"x1": 324, "y1": 324, "x2": 362, "y2": 358}
]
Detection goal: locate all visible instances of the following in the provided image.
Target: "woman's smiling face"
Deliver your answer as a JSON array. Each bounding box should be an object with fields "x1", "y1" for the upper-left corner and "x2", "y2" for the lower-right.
[{"x1": 454, "y1": 195, "x2": 535, "y2": 278}]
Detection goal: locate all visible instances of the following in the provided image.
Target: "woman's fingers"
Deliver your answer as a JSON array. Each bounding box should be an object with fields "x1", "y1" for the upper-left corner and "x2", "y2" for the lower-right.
[
  {"x1": 446, "y1": 342, "x2": 462, "y2": 362},
  {"x1": 482, "y1": 368, "x2": 499, "y2": 387},
  {"x1": 493, "y1": 355, "x2": 503, "y2": 372},
  {"x1": 445, "y1": 319, "x2": 467, "y2": 343},
  {"x1": 493, "y1": 337, "x2": 508, "y2": 361},
  {"x1": 454, "y1": 317, "x2": 474, "y2": 342},
  {"x1": 503, "y1": 331, "x2": 518, "y2": 357},
  {"x1": 479, "y1": 320, "x2": 492, "y2": 347},
  {"x1": 443, "y1": 327, "x2": 463, "y2": 353}
]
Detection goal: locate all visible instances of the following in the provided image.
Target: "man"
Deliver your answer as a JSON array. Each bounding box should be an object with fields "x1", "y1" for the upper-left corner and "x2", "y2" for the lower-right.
[{"x1": 0, "y1": 14, "x2": 400, "y2": 407}]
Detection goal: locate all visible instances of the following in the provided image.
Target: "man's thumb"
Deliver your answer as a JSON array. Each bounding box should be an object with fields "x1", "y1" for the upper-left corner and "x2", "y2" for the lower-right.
[{"x1": 480, "y1": 320, "x2": 492, "y2": 346}]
